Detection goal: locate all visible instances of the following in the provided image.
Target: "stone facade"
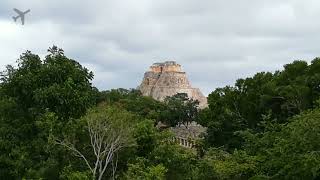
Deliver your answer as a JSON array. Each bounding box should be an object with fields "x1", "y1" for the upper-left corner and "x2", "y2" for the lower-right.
[
  {"x1": 138, "y1": 61, "x2": 208, "y2": 108},
  {"x1": 171, "y1": 122, "x2": 207, "y2": 148}
]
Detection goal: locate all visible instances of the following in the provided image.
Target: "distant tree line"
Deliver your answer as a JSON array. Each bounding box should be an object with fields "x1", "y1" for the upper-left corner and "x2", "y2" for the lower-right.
[{"x1": 0, "y1": 46, "x2": 319, "y2": 179}]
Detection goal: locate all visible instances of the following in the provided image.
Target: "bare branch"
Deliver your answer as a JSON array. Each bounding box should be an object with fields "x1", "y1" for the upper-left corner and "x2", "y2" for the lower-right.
[
  {"x1": 55, "y1": 139, "x2": 93, "y2": 173},
  {"x1": 57, "y1": 106, "x2": 135, "y2": 180}
]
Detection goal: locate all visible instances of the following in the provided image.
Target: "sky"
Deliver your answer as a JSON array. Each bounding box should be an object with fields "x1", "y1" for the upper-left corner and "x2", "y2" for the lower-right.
[{"x1": 1, "y1": 0, "x2": 320, "y2": 95}]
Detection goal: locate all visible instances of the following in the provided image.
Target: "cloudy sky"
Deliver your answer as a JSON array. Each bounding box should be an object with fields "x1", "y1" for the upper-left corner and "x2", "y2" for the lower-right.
[{"x1": 1, "y1": 0, "x2": 320, "y2": 95}]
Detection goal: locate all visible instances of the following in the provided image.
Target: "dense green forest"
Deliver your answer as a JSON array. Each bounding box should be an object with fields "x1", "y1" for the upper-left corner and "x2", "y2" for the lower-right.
[{"x1": 0, "y1": 46, "x2": 319, "y2": 179}]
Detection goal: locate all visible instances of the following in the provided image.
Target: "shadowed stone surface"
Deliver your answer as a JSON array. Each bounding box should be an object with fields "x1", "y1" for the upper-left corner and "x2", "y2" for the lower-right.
[{"x1": 138, "y1": 61, "x2": 207, "y2": 108}]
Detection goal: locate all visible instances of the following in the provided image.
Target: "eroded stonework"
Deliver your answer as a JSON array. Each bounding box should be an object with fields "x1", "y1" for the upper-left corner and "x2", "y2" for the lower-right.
[{"x1": 138, "y1": 61, "x2": 208, "y2": 108}]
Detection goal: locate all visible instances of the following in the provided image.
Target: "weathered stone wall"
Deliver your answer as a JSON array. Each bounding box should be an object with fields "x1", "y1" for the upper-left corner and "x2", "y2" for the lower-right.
[
  {"x1": 150, "y1": 61, "x2": 182, "y2": 72},
  {"x1": 138, "y1": 61, "x2": 208, "y2": 108}
]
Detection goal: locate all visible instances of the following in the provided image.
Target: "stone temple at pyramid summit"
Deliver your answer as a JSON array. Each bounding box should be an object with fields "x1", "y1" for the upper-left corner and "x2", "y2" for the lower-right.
[{"x1": 138, "y1": 61, "x2": 207, "y2": 108}]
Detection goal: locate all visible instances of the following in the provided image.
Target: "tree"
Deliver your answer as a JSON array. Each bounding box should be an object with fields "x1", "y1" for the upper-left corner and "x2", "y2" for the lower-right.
[
  {"x1": 0, "y1": 46, "x2": 96, "y2": 179},
  {"x1": 1, "y1": 46, "x2": 96, "y2": 120},
  {"x1": 245, "y1": 109, "x2": 320, "y2": 179},
  {"x1": 191, "y1": 148, "x2": 257, "y2": 180},
  {"x1": 124, "y1": 157, "x2": 167, "y2": 180},
  {"x1": 133, "y1": 120, "x2": 158, "y2": 157},
  {"x1": 149, "y1": 142, "x2": 198, "y2": 179},
  {"x1": 98, "y1": 88, "x2": 165, "y2": 121},
  {"x1": 162, "y1": 93, "x2": 199, "y2": 127},
  {"x1": 203, "y1": 59, "x2": 320, "y2": 151},
  {"x1": 56, "y1": 105, "x2": 136, "y2": 180}
]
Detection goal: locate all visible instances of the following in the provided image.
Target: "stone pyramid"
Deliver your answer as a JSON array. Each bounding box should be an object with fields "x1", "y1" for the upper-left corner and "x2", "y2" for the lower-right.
[{"x1": 138, "y1": 61, "x2": 207, "y2": 108}]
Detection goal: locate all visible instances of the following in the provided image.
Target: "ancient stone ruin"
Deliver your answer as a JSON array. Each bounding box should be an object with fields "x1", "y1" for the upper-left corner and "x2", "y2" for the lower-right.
[
  {"x1": 171, "y1": 122, "x2": 207, "y2": 148},
  {"x1": 138, "y1": 61, "x2": 207, "y2": 108}
]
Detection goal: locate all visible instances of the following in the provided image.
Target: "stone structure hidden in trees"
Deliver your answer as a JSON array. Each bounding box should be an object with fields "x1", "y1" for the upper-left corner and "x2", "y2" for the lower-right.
[
  {"x1": 138, "y1": 61, "x2": 207, "y2": 108},
  {"x1": 171, "y1": 122, "x2": 207, "y2": 148}
]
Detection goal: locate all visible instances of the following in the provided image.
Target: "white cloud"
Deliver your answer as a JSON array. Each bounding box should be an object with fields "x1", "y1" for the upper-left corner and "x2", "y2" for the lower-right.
[{"x1": 1, "y1": 0, "x2": 320, "y2": 95}]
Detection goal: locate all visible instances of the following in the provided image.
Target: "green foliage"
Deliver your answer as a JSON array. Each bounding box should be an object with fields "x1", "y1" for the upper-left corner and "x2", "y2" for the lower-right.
[
  {"x1": 59, "y1": 166, "x2": 91, "y2": 180},
  {"x1": 189, "y1": 147, "x2": 259, "y2": 180},
  {"x1": 59, "y1": 104, "x2": 138, "y2": 179},
  {"x1": 124, "y1": 157, "x2": 167, "y2": 180},
  {"x1": 0, "y1": 46, "x2": 96, "y2": 179},
  {"x1": 203, "y1": 58, "x2": 320, "y2": 151},
  {"x1": 1, "y1": 48, "x2": 320, "y2": 180},
  {"x1": 251, "y1": 109, "x2": 320, "y2": 179},
  {"x1": 161, "y1": 93, "x2": 199, "y2": 127},
  {"x1": 98, "y1": 88, "x2": 164, "y2": 120},
  {"x1": 1, "y1": 46, "x2": 96, "y2": 120},
  {"x1": 133, "y1": 120, "x2": 158, "y2": 157},
  {"x1": 198, "y1": 107, "x2": 320, "y2": 179},
  {"x1": 124, "y1": 117, "x2": 202, "y2": 180},
  {"x1": 83, "y1": 103, "x2": 137, "y2": 144},
  {"x1": 151, "y1": 143, "x2": 198, "y2": 179}
]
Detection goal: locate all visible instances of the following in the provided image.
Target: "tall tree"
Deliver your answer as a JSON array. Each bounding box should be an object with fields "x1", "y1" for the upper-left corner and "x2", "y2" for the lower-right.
[
  {"x1": 0, "y1": 46, "x2": 96, "y2": 179},
  {"x1": 203, "y1": 58, "x2": 320, "y2": 151},
  {"x1": 239, "y1": 108, "x2": 320, "y2": 179},
  {"x1": 162, "y1": 93, "x2": 199, "y2": 127},
  {"x1": 57, "y1": 105, "x2": 136, "y2": 180}
]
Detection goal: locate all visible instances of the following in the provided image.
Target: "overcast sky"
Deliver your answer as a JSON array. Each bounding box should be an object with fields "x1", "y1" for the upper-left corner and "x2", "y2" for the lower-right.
[{"x1": 1, "y1": 0, "x2": 320, "y2": 95}]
